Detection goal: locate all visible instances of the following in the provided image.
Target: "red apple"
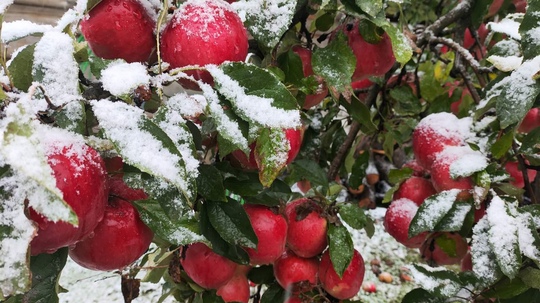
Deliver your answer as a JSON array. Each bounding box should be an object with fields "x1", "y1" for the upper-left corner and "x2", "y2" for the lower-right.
[
  {"x1": 296, "y1": 179, "x2": 312, "y2": 193},
  {"x1": 29, "y1": 143, "x2": 108, "y2": 255},
  {"x1": 393, "y1": 176, "x2": 436, "y2": 206},
  {"x1": 180, "y1": 242, "x2": 237, "y2": 289},
  {"x1": 291, "y1": 45, "x2": 328, "y2": 109},
  {"x1": 504, "y1": 161, "x2": 537, "y2": 188},
  {"x1": 412, "y1": 112, "x2": 466, "y2": 170},
  {"x1": 216, "y1": 273, "x2": 250, "y2": 303},
  {"x1": 243, "y1": 204, "x2": 288, "y2": 265},
  {"x1": 343, "y1": 21, "x2": 395, "y2": 81},
  {"x1": 420, "y1": 232, "x2": 468, "y2": 266},
  {"x1": 514, "y1": 0, "x2": 527, "y2": 13},
  {"x1": 285, "y1": 198, "x2": 328, "y2": 258},
  {"x1": 80, "y1": 0, "x2": 156, "y2": 63},
  {"x1": 318, "y1": 249, "x2": 365, "y2": 300},
  {"x1": 229, "y1": 128, "x2": 303, "y2": 171},
  {"x1": 68, "y1": 197, "x2": 153, "y2": 270},
  {"x1": 105, "y1": 157, "x2": 148, "y2": 201},
  {"x1": 461, "y1": 250, "x2": 472, "y2": 271},
  {"x1": 488, "y1": 0, "x2": 504, "y2": 17},
  {"x1": 403, "y1": 160, "x2": 428, "y2": 177},
  {"x1": 430, "y1": 149, "x2": 474, "y2": 201},
  {"x1": 362, "y1": 281, "x2": 377, "y2": 293},
  {"x1": 384, "y1": 198, "x2": 428, "y2": 248},
  {"x1": 518, "y1": 108, "x2": 540, "y2": 133},
  {"x1": 160, "y1": 0, "x2": 248, "y2": 88},
  {"x1": 273, "y1": 250, "x2": 319, "y2": 293}
]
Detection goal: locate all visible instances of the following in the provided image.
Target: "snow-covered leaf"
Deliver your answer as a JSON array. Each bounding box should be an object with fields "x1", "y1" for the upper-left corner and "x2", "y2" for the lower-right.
[
  {"x1": 52, "y1": 101, "x2": 86, "y2": 135},
  {"x1": 91, "y1": 100, "x2": 196, "y2": 205},
  {"x1": 1, "y1": 20, "x2": 52, "y2": 43},
  {"x1": 232, "y1": 0, "x2": 297, "y2": 50},
  {"x1": 516, "y1": 213, "x2": 540, "y2": 266},
  {"x1": 486, "y1": 197, "x2": 521, "y2": 279},
  {"x1": 357, "y1": 0, "x2": 383, "y2": 17},
  {"x1": 435, "y1": 202, "x2": 473, "y2": 233},
  {"x1": 408, "y1": 264, "x2": 462, "y2": 298},
  {"x1": 519, "y1": 0, "x2": 540, "y2": 59},
  {"x1": 312, "y1": 33, "x2": 356, "y2": 93},
  {"x1": 100, "y1": 61, "x2": 150, "y2": 98},
  {"x1": 255, "y1": 128, "x2": 289, "y2": 187},
  {"x1": 409, "y1": 190, "x2": 460, "y2": 237},
  {"x1": 328, "y1": 224, "x2": 354, "y2": 278},
  {"x1": 8, "y1": 44, "x2": 35, "y2": 92}
]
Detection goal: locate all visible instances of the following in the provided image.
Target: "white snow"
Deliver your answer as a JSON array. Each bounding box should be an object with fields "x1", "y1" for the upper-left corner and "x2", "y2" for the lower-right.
[
  {"x1": 0, "y1": 0, "x2": 14, "y2": 15},
  {"x1": 171, "y1": 0, "x2": 236, "y2": 41},
  {"x1": 487, "y1": 55, "x2": 523, "y2": 72},
  {"x1": 412, "y1": 189, "x2": 460, "y2": 231},
  {"x1": 488, "y1": 15, "x2": 522, "y2": 41},
  {"x1": 471, "y1": 216, "x2": 501, "y2": 285},
  {"x1": 165, "y1": 92, "x2": 206, "y2": 120},
  {"x1": 101, "y1": 61, "x2": 151, "y2": 97},
  {"x1": 415, "y1": 112, "x2": 472, "y2": 141},
  {"x1": 408, "y1": 264, "x2": 461, "y2": 297},
  {"x1": 435, "y1": 146, "x2": 488, "y2": 178},
  {"x1": 1, "y1": 20, "x2": 53, "y2": 43}
]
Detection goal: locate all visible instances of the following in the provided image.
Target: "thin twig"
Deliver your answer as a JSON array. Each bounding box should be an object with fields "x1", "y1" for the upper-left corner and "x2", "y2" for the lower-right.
[{"x1": 429, "y1": 36, "x2": 494, "y2": 74}]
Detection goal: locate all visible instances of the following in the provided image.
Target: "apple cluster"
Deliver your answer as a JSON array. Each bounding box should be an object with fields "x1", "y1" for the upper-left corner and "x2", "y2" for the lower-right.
[
  {"x1": 384, "y1": 111, "x2": 538, "y2": 268},
  {"x1": 28, "y1": 142, "x2": 153, "y2": 271},
  {"x1": 177, "y1": 199, "x2": 365, "y2": 302}
]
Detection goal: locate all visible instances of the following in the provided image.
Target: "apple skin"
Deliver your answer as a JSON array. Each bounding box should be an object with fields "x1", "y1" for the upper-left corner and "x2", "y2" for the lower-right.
[
  {"x1": 160, "y1": 0, "x2": 248, "y2": 88},
  {"x1": 29, "y1": 144, "x2": 108, "y2": 256},
  {"x1": 514, "y1": 0, "x2": 527, "y2": 13},
  {"x1": 412, "y1": 113, "x2": 465, "y2": 170},
  {"x1": 216, "y1": 273, "x2": 250, "y2": 303},
  {"x1": 230, "y1": 128, "x2": 304, "y2": 171},
  {"x1": 105, "y1": 156, "x2": 148, "y2": 201},
  {"x1": 504, "y1": 161, "x2": 537, "y2": 188},
  {"x1": 285, "y1": 198, "x2": 328, "y2": 258},
  {"x1": 291, "y1": 45, "x2": 328, "y2": 109},
  {"x1": 318, "y1": 249, "x2": 365, "y2": 300},
  {"x1": 420, "y1": 232, "x2": 468, "y2": 266},
  {"x1": 461, "y1": 250, "x2": 473, "y2": 271},
  {"x1": 384, "y1": 198, "x2": 428, "y2": 248},
  {"x1": 273, "y1": 250, "x2": 319, "y2": 293},
  {"x1": 393, "y1": 176, "x2": 436, "y2": 206},
  {"x1": 80, "y1": 0, "x2": 156, "y2": 63},
  {"x1": 403, "y1": 160, "x2": 428, "y2": 177},
  {"x1": 180, "y1": 242, "x2": 238, "y2": 289},
  {"x1": 430, "y1": 154, "x2": 473, "y2": 201},
  {"x1": 343, "y1": 22, "x2": 396, "y2": 81},
  {"x1": 68, "y1": 197, "x2": 153, "y2": 271},
  {"x1": 243, "y1": 204, "x2": 288, "y2": 265},
  {"x1": 518, "y1": 108, "x2": 540, "y2": 133}
]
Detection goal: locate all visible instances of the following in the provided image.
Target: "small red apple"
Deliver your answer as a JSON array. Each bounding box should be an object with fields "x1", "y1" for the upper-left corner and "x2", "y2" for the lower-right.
[
  {"x1": 273, "y1": 250, "x2": 319, "y2": 293},
  {"x1": 160, "y1": 0, "x2": 248, "y2": 88},
  {"x1": 68, "y1": 197, "x2": 153, "y2": 270},
  {"x1": 412, "y1": 112, "x2": 466, "y2": 170},
  {"x1": 343, "y1": 21, "x2": 395, "y2": 81},
  {"x1": 488, "y1": 0, "x2": 504, "y2": 16},
  {"x1": 243, "y1": 204, "x2": 288, "y2": 265},
  {"x1": 514, "y1": 0, "x2": 527, "y2": 13},
  {"x1": 362, "y1": 281, "x2": 377, "y2": 293},
  {"x1": 518, "y1": 108, "x2": 540, "y2": 133},
  {"x1": 420, "y1": 232, "x2": 468, "y2": 266},
  {"x1": 216, "y1": 273, "x2": 250, "y2": 303},
  {"x1": 29, "y1": 143, "x2": 108, "y2": 255},
  {"x1": 318, "y1": 249, "x2": 365, "y2": 300},
  {"x1": 504, "y1": 161, "x2": 537, "y2": 188},
  {"x1": 229, "y1": 128, "x2": 303, "y2": 171},
  {"x1": 180, "y1": 242, "x2": 237, "y2": 289},
  {"x1": 285, "y1": 198, "x2": 328, "y2": 258},
  {"x1": 393, "y1": 176, "x2": 436, "y2": 206},
  {"x1": 80, "y1": 0, "x2": 156, "y2": 63},
  {"x1": 430, "y1": 150, "x2": 474, "y2": 201},
  {"x1": 402, "y1": 160, "x2": 428, "y2": 177},
  {"x1": 291, "y1": 45, "x2": 328, "y2": 109},
  {"x1": 383, "y1": 198, "x2": 428, "y2": 248}
]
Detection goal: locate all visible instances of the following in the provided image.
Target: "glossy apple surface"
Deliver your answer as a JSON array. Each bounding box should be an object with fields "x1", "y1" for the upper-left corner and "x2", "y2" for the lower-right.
[
  {"x1": 243, "y1": 204, "x2": 288, "y2": 265},
  {"x1": 420, "y1": 232, "x2": 468, "y2": 266},
  {"x1": 29, "y1": 144, "x2": 108, "y2": 255},
  {"x1": 285, "y1": 198, "x2": 327, "y2": 258},
  {"x1": 384, "y1": 198, "x2": 428, "y2": 248},
  {"x1": 430, "y1": 152, "x2": 474, "y2": 201},
  {"x1": 216, "y1": 273, "x2": 250, "y2": 303},
  {"x1": 504, "y1": 161, "x2": 537, "y2": 188},
  {"x1": 273, "y1": 250, "x2": 319, "y2": 293},
  {"x1": 180, "y1": 242, "x2": 237, "y2": 289},
  {"x1": 80, "y1": 0, "x2": 156, "y2": 63},
  {"x1": 68, "y1": 197, "x2": 153, "y2": 270},
  {"x1": 318, "y1": 249, "x2": 365, "y2": 300},
  {"x1": 160, "y1": 0, "x2": 248, "y2": 87},
  {"x1": 518, "y1": 108, "x2": 540, "y2": 133},
  {"x1": 393, "y1": 176, "x2": 436, "y2": 206}
]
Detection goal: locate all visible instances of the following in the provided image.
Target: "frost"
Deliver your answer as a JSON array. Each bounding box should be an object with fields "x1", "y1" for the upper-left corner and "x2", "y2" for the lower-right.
[
  {"x1": 415, "y1": 112, "x2": 472, "y2": 141},
  {"x1": 472, "y1": 216, "x2": 501, "y2": 285},
  {"x1": 487, "y1": 55, "x2": 523, "y2": 72},
  {"x1": 413, "y1": 189, "x2": 460, "y2": 231},
  {"x1": 91, "y1": 100, "x2": 191, "y2": 194},
  {"x1": 165, "y1": 92, "x2": 206, "y2": 120},
  {"x1": 1, "y1": 20, "x2": 53, "y2": 43},
  {"x1": 488, "y1": 15, "x2": 522, "y2": 40},
  {"x1": 0, "y1": 0, "x2": 14, "y2": 15},
  {"x1": 207, "y1": 65, "x2": 301, "y2": 129},
  {"x1": 516, "y1": 213, "x2": 540, "y2": 263},
  {"x1": 408, "y1": 264, "x2": 461, "y2": 297},
  {"x1": 32, "y1": 31, "x2": 80, "y2": 106},
  {"x1": 436, "y1": 146, "x2": 488, "y2": 178},
  {"x1": 101, "y1": 61, "x2": 151, "y2": 97}
]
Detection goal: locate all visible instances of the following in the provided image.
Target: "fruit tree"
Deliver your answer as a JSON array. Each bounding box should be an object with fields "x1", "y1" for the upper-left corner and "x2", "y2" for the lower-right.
[{"x1": 1, "y1": 0, "x2": 540, "y2": 302}]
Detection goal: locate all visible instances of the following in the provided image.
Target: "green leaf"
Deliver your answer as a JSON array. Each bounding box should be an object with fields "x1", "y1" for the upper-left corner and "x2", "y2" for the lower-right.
[
  {"x1": 327, "y1": 224, "x2": 354, "y2": 278},
  {"x1": 388, "y1": 167, "x2": 414, "y2": 184},
  {"x1": 341, "y1": 95, "x2": 378, "y2": 134},
  {"x1": 435, "y1": 202, "x2": 473, "y2": 233},
  {"x1": 482, "y1": 276, "x2": 529, "y2": 299},
  {"x1": 519, "y1": 267, "x2": 540, "y2": 290},
  {"x1": 339, "y1": 203, "x2": 368, "y2": 230},
  {"x1": 23, "y1": 248, "x2": 68, "y2": 303},
  {"x1": 8, "y1": 44, "x2": 35, "y2": 92},
  {"x1": 260, "y1": 283, "x2": 285, "y2": 303},
  {"x1": 255, "y1": 128, "x2": 289, "y2": 187},
  {"x1": 133, "y1": 200, "x2": 203, "y2": 246},
  {"x1": 52, "y1": 101, "x2": 87, "y2": 135},
  {"x1": 491, "y1": 131, "x2": 514, "y2": 159},
  {"x1": 471, "y1": 217, "x2": 504, "y2": 286},
  {"x1": 247, "y1": 265, "x2": 275, "y2": 285},
  {"x1": 196, "y1": 165, "x2": 227, "y2": 202},
  {"x1": 369, "y1": 18, "x2": 413, "y2": 65},
  {"x1": 409, "y1": 190, "x2": 460, "y2": 237},
  {"x1": 519, "y1": 127, "x2": 540, "y2": 165},
  {"x1": 312, "y1": 33, "x2": 357, "y2": 93},
  {"x1": 286, "y1": 159, "x2": 328, "y2": 191},
  {"x1": 402, "y1": 288, "x2": 446, "y2": 303},
  {"x1": 356, "y1": 0, "x2": 383, "y2": 18},
  {"x1": 241, "y1": 0, "x2": 297, "y2": 50},
  {"x1": 206, "y1": 200, "x2": 258, "y2": 249},
  {"x1": 390, "y1": 86, "x2": 423, "y2": 115},
  {"x1": 409, "y1": 264, "x2": 461, "y2": 297},
  {"x1": 215, "y1": 107, "x2": 250, "y2": 158},
  {"x1": 349, "y1": 151, "x2": 370, "y2": 189},
  {"x1": 520, "y1": 0, "x2": 540, "y2": 59},
  {"x1": 277, "y1": 49, "x2": 304, "y2": 86},
  {"x1": 85, "y1": 0, "x2": 103, "y2": 12}
]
